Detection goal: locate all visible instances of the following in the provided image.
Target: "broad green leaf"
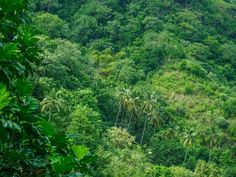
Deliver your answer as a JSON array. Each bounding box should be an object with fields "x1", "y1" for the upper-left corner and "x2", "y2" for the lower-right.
[
  {"x1": 0, "y1": 43, "x2": 19, "y2": 61},
  {"x1": 1, "y1": 119, "x2": 21, "y2": 132},
  {"x1": 0, "y1": 0, "x2": 25, "y2": 14},
  {"x1": 14, "y1": 79, "x2": 32, "y2": 95},
  {"x1": 50, "y1": 155, "x2": 76, "y2": 174},
  {"x1": 0, "y1": 124, "x2": 9, "y2": 143},
  {"x1": 0, "y1": 85, "x2": 11, "y2": 110},
  {"x1": 6, "y1": 150, "x2": 25, "y2": 161},
  {"x1": 38, "y1": 119, "x2": 57, "y2": 136},
  {"x1": 72, "y1": 145, "x2": 89, "y2": 160}
]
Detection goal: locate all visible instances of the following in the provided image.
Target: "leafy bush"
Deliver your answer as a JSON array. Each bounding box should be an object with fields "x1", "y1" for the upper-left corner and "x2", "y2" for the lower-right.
[
  {"x1": 179, "y1": 60, "x2": 208, "y2": 78},
  {"x1": 66, "y1": 104, "x2": 102, "y2": 147},
  {"x1": 170, "y1": 166, "x2": 195, "y2": 177},
  {"x1": 145, "y1": 165, "x2": 172, "y2": 177},
  {"x1": 149, "y1": 135, "x2": 185, "y2": 166},
  {"x1": 194, "y1": 160, "x2": 223, "y2": 177},
  {"x1": 32, "y1": 12, "x2": 69, "y2": 38}
]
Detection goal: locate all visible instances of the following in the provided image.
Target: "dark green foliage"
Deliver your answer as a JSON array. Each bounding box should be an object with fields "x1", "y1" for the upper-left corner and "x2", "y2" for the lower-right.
[
  {"x1": 149, "y1": 136, "x2": 185, "y2": 166},
  {"x1": 0, "y1": 1, "x2": 94, "y2": 176},
  {"x1": 71, "y1": 15, "x2": 99, "y2": 45}
]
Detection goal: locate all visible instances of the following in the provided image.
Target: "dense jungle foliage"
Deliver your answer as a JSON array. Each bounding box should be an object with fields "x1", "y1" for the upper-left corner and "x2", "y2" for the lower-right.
[{"x1": 0, "y1": 0, "x2": 236, "y2": 176}]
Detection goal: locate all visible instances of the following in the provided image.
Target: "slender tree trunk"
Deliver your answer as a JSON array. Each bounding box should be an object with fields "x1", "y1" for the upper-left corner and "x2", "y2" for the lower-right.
[
  {"x1": 121, "y1": 108, "x2": 126, "y2": 126},
  {"x1": 115, "y1": 103, "x2": 122, "y2": 126},
  {"x1": 184, "y1": 149, "x2": 188, "y2": 163},
  {"x1": 127, "y1": 112, "x2": 133, "y2": 129},
  {"x1": 153, "y1": 126, "x2": 156, "y2": 135},
  {"x1": 140, "y1": 115, "x2": 148, "y2": 145},
  {"x1": 208, "y1": 149, "x2": 212, "y2": 162},
  {"x1": 47, "y1": 105, "x2": 52, "y2": 122}
]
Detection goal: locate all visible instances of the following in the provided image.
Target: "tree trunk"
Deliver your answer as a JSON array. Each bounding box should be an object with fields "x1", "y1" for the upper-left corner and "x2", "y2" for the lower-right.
[
  {"x1": 208, "y1": 149, "x2": 212, "y2": 162},
  {"x1": 121, "y1": 108, "x2": 126, "y2": 126},
  {"x1": 140, "y1": 115, "x2": 148, "y2": 145},
  {"x1": 183, "y1": 149, "x2": 188, "y2": 163},
  {"x1": 115, "y1": 103, "x2": 122, "y2": 126},
  {"x1": 127, "y1": 112, "x2": 133, "y2": 129}
]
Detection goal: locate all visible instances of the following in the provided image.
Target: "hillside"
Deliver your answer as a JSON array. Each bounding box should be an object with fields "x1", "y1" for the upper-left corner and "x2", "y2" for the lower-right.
[{"x1": 0, "y1": 0, "x2": 236, "y2": 176}]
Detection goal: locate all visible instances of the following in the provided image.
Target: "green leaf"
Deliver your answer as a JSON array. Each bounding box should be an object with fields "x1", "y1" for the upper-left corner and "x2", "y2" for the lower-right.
[
  {"x1": 72, "y1": 145, "x2": 89, "y2": 161},
  {"x1": 50, "y1": 155, "x2": 76, "y2": 174},
  {"x1": 38, "y1": 119, "x2": 57, "y2": 136},
  {"x1": 0, "y1": 85, "x2": 11, "y2": 110},
  {"x1": 14, "y1": 79, "x2": 32, "y2": 95},
  {"x1": 6, "y1": 150, "x2": 25, "y2": 161},
  {"x1": 1, "y1": 119, "x2": 21, "y2": 132},
  {"x1": 0, "y1": 0, "x2": 25, "y2": 14},
  {"x1": 0, "y1": 43, "x2": 19, "y2": 61},
  {"x1": 0, "y1": 124, "x2": 9, "y2": 143}
]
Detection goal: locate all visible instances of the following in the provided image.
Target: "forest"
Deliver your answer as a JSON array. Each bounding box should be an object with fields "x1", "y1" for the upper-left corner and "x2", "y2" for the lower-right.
[{"x1": 0, "y1": 0, "x2": 236, "y2": 176}]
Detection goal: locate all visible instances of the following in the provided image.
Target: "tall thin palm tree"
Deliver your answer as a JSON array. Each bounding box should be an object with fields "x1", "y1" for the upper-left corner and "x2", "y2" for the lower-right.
[
  {"x1": 127, "y1": 97, "x2": 139, "y2": 129},
  {"x1": 140, "y1": 101, "x2": 153, "y2": 145},
  {"x1": 182, "y1": 129, "x2": 196, "y2": 163},
  {"x1": 207, "y1": 127, "x2": 222, "y2": 162},
  {"x1": 115, "y1": 88, "x2": 132, "y2": 126}
]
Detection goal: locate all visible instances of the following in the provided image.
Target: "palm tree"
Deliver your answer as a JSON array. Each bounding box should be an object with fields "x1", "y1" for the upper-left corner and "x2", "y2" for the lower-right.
[
  {"x1": 182, "y1": 129, "x2": 196, "y2": 163},
  {"x1": 40, "y1": 90, "x2": 63, "y2": 121},
  {"x1": 115, "y1": 89, "x2": 125, "y2": 126},
  {"x1": 149, "y1": 106, "x2": 165, "y2": 135},
  {"x1": 206, "y1": 127, "x2": 223, "y2": 162},
  {"x1": 140, "y1": 100, "x2": 153, "y2": 145},
  {"x1": 115, "y1": 88, "x2": 132, "y2": 126},
  {"x1": 198, "y1": 113, "x2": 223, "y2": 162},
  {"x1": 140, "y1": 92, "x2": 159, "y2": 145},
  {"x1": 115, "y1": 100, "x2": 122, "y2": 126},
  {"x1": 127, "y1": 97, "x2": 139, "y2": 129}
]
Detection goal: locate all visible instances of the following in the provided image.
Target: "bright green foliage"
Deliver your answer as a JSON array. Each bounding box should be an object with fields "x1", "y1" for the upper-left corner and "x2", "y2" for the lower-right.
[
  {"x1": 229, "y1": 119, "x2": 236, "y2": 138},
  {"x1": 185, "y1": 42, "x2": 212, "y2": 61},
  {"x1": 37, "y1": 38, "x2": 95, "y2": 89},
  {"x1": 66, "y1": 104, "x2": 102, "y2": 147},
  {"x1": 145, "y1": 165, "x2": 172, "y2": 177},
  {"x1": 194, "y1": 160, "x2": 223, "y2": 177},
  {"x1": 0, "y1": 86, "x2": 11, "y2": 111},
  {"x1": 168, "y1": 10, "x2": 206, "y2": 41},
  {"x1": 99, "y1": 148, "x2": 148, "y2": 177},
  {"x1": 170, "y1": 166, "x2": 195, "y2": 177},
  {"x1": 103, "y1": 127, "x2": 135, "y2": 149},
  {"x1": 32, "y1": 12, "x2": 69, "y2": 38},
  {"x1": 97, "y1": 127, "x2": 149, "y2": 177},
  {"x1": 72, "y1": 145, "x2": 89, "y2": 160}
]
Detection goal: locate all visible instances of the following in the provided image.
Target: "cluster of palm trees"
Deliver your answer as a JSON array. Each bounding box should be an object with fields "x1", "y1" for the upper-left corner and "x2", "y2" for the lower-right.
[
  {"x1": 114, "y1": 87, "x2": 169, "y2": 144},
  {"x1": 181, "y1": 114, "x2": 225, "y2": 164},
  {"x1": 114, "y1": 87, "x2": 225, "y2": 164},
  {"x1": 39, "y1": 87, "x2": 224, "y2": 163}
]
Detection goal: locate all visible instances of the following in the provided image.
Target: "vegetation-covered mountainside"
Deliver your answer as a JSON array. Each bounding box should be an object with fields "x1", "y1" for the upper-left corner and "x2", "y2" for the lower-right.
[{"x1": 0, "y1": 0, "x2": 236, "y2": 176}]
